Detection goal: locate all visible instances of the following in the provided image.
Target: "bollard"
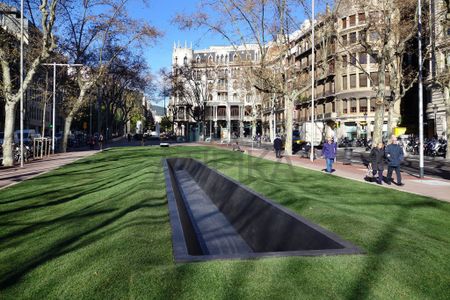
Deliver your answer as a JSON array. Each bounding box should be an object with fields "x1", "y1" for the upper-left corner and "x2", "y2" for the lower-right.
[{"x1": 343, "y1": 148, "x2": 353, "y2": 165}]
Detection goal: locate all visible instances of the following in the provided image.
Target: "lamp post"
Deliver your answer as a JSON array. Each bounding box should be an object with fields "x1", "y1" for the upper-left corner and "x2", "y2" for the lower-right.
[
  {"x1": 433, "y1": 104, "x2": 438, "y2": 137},
  {"x1": 42, "y1": 63, "x2": 83, "y2": 154},
  {"x1": 20, "y1": 0, "x2": 24, "y2": 167},
  {"x1": 418, "y1": 0, "x2": 425, "y2": 178}
]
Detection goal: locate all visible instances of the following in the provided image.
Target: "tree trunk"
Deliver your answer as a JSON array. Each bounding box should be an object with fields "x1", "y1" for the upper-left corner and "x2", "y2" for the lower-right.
[
  {"x1": 444, "y1": 85, "x2": 450, "y2": 159},
  {"x1": 2, "y1": 101, "x2": 17, "y2": 167},
  {"x1": 373, "y1": 60, "x2": 387, "y2": 145},
  {"x1": 284, "y1": 95, "x2": 293, "y2": 155},
  {"x1": 62, "y1": 114, "x2": 74, "y2": 153},
  {"x1": 387, "y1": 100, "x2": 395, "y2": 137},
  {"x1": 372, "y1": 102, "x2": 385, "y2": 145},
  {"x1": 269, "y1": 110, "x2": 274, "y2": 141}
]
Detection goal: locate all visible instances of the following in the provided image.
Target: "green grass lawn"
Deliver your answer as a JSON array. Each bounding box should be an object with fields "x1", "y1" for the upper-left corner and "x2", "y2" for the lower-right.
[{"x1": 0, "y1": 146, "x2": 449, "y2": 299}]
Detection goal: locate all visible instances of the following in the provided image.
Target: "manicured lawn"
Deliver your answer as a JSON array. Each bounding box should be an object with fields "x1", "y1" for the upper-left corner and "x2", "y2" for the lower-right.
[{"x1": 0, "y1": 146, "x2": 449, "y2": 299}]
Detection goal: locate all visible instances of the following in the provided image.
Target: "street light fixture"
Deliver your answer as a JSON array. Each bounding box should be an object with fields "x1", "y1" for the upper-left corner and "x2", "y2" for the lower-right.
[{"x1": 42, "y1": 63, "x2": 83, "y2": 154}]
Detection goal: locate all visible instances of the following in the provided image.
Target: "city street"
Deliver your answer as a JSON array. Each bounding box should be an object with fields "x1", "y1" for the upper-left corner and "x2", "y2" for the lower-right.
[{"x1": 234, "y1": 139, "x2": 450, "y2": 180}]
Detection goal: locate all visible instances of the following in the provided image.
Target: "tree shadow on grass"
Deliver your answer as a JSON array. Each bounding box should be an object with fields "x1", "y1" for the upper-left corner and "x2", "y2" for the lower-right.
[
  {"x1": 0, "y1": 196, "x2": 167, "y2": 289},
  {"x1": 345, "y1": 200, "x2": 438, "y2": 300}
]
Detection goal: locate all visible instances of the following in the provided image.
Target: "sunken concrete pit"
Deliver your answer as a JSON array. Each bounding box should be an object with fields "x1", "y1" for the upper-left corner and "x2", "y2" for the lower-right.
[{"x1": 163, "y1": 158, "x2": 363, "y2": 262}]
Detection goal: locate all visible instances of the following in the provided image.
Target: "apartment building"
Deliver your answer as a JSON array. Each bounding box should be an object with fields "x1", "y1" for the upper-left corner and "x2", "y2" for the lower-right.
[
  {"x1": 289, "y1": 3, "x2": 397, "y2": 141},
  {"x1": 170, "y1": 43, "x2": 262, "y2": 140},
  {"x1": 427, "y1": 0, "x2": 450, "y2": 137}
]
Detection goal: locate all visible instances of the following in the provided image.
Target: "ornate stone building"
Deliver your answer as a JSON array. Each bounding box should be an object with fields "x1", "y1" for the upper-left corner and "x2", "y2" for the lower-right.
[{"x1": 169, "y1": 43, "x2": 262, "y2": 141}]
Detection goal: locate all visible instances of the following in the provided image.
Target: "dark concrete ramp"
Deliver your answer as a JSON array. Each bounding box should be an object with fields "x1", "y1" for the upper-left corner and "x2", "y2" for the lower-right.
[{"x1": 163, "y1": 158, "x2": 363, "y2": 262}]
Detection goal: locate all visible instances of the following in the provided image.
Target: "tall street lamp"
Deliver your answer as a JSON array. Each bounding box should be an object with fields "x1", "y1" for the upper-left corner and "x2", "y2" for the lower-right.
[
  {"x1": 418, "y1": 0, "x2": 425, "y2": 178},
  {"x1": 42, "y1": 63, "x2": 83, "y2": 154},
  {"x1": 310, "y1": 0, "x2": 315, "y2": 162},
  {"x1": 20, "y1": 0, "x2": 24, "y2": 167}
]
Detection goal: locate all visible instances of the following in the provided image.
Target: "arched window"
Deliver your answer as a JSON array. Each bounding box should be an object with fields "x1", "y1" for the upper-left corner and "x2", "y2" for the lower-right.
[
  {"x1": 183, "y1": 56, "x2": 188, "y2": 65},
  {"x1": 208, "y1": 94, "x2": 213, "y2": 101},
  {"x1": 196, "y1": 56, "x2": 200, "y2": 63}
]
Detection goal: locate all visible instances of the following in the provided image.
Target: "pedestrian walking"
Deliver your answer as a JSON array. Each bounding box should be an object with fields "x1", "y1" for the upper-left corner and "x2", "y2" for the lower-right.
[
  {"x1": 322, "y1": 137, "x2": 337, "y2": 173},
  {"x1": 385, "y1": 135, "x2": 404, "y2": 186},
  {"x1": 98, "y1": 133, "x2": 104, "y2": 150},
  {"x1": 256, "y1": 133, "x2": 261, "y2": 148},
  {"x1": 369, "y1": 142, "x2": 385, "y2": 184},
  {"x1": 273, "y1": 134, "x2": 282, "y2": 158}
]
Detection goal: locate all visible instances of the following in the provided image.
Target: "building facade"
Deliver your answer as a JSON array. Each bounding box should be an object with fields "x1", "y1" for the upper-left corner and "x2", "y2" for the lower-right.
[
  {"x1": 291, "y1": 3, "x2": 398, "y2": 141},
  {"x1": 170, "y1": 43, "x2": 262, "y2": 141},
  {"x1": 427, "y1": 0, "x2": 450, "y2": 138}
]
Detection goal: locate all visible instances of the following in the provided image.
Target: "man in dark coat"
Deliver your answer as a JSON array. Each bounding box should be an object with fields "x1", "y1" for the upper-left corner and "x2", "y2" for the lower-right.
[
  {"x1": 385, "y1": 135, "x2": 405, "y2": 185},
  {"x1": 369, "y1": 142, "x2": 385, "y2": 184},
  {"x1": 273, "y1": 135, "x2": 282, "y2": 158}
]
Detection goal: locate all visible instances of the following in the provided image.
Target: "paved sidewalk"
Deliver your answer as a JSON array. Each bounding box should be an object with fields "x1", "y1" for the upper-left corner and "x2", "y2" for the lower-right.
[
  {"x1": 206, "y1": 143, "x2": 450, "y2": 203},
  {"x1": 0, "y1": 151, "x2": 98, "y2": 190}
]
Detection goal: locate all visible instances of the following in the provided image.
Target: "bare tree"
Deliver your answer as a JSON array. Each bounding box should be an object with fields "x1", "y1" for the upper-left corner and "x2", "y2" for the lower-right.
[
  {"x1": 334, "y1": 0, "x2": 422, "y2": 144},
  {"x1": 58, "y1": 0, "x2": 161, "y2": 152},
  {"x1": 0, "y1": 0, "x2": 58, "y2": 166}
]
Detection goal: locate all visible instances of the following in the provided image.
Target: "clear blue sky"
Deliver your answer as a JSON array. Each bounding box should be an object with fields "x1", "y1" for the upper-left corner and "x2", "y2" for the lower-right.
[
  {"x1": 128, "y1": 0, "x2": 232, "y2": 106},
  {"x1": 128, "y1": 0, "x2": 316, "y2": 106}
]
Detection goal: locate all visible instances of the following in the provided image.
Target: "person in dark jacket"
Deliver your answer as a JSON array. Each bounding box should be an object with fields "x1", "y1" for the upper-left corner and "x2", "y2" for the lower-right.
[
  {"x1": 369, "y1": 142, "x2": 385, "y2": 184},
  {"x1": 273, "y1": 135, "x2": 282, "y2": 158},
  {"x1": 385, "y1": 135, "x2": 404, "y2": 185},
  {"x1": 322, "y1": 137, "x2": 337, "y2": 173}
]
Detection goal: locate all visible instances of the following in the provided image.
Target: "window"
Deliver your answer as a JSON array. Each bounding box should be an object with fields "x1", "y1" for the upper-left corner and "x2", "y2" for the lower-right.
[
  {"x1": 385, "y1": 74, "x2": 390, "y2": 87},
  {"x1": 351, "y1": 99, "x2": 357, "y2": 113},
  {"x1": 358, "y1": 13, "x2": 366, "y2": 24},
  {"x1": 359, "y1": 53, "x2": 367, "y2": 64},
  {"x1": 370, "y1": 72, "x2": 378, "y2": 86},
  {"x1": 183, "y1": 57, "x2": 188, "y2": 65},
  {"x1": 196, "y1": 57, "x2": 200, "y2": 63},
  {"x1": 342, "y1": 55, "x2": 348, "y2": 67},
  {"x1": 341, "y1": 34, "x2": 348, "y2": 46},
  {"x1": 359, "y1": 98, "x2": 368, "y2": 112},
  {"x1": 370, "y1": 98, "x2": 376, "y2": 112},
  {"x1": 350, "y1": 55, "x2": 357, "y2": 66},
  {"x1": 343, "y1": 99, "x2": 348, "y2": 114},
  {"x1": 370, "y1": 53, "x2": 377, "y2": 63},
  {"x1": 359, "y1": 73, "x2": 368, "y2": 87},
  {"x1": 350, "y1": 74, "x2": 357, "y2": 88},
  {"x1": 349, "y1": 32, "x2": 357, "y2": 44},
  {"x1": 349, "y1": 15, "x2": 356, "y2": 26},
  {"x1": 342, "y1": 75, "x2": 348, "y2": 90},
  {"x1": 342, "y1": 17, "x2": 347, "y2": 29}
]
